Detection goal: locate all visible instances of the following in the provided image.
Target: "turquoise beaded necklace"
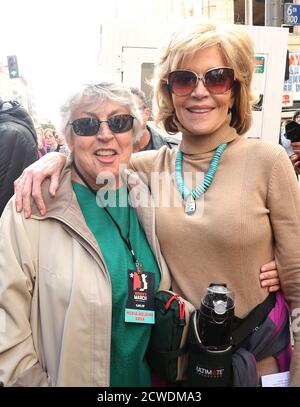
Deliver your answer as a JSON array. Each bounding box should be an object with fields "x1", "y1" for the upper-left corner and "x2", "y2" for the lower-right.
[{"x1": 175, "y1": 143, "x2": 228, "y2": 215}]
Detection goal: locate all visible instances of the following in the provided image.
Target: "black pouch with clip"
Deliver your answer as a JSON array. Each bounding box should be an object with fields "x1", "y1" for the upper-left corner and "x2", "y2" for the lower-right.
[{"x1": 147, "y1": 290, "x2": 195, "y2": 384}]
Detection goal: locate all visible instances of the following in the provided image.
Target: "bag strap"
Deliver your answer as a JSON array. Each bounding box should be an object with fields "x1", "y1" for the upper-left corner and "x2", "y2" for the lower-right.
[{"x1": 231, "y1": 293, "x2": 276, "y2": 348}]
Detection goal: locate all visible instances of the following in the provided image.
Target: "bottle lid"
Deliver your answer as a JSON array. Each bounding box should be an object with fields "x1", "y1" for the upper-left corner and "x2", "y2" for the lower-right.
[{"x1": 201, "y1": 283, "x2": 235, "y2": 315}]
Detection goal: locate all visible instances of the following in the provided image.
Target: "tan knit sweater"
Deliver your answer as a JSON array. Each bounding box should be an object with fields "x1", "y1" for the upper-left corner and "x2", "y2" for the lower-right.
[{"x1": 130, "y1": 120, "x2": 300, "y2": 386}]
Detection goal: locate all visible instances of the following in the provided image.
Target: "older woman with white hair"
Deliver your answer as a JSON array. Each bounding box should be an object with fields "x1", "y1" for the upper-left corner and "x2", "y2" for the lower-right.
[{"x1": 0, "y1": 82, "x2": 171, "y2": 387}]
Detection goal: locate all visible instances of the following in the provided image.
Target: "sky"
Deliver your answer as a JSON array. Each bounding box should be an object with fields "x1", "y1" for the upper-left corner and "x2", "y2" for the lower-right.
[{"x1": 0, "y1": 0, "x2": 120, "y2": 124}]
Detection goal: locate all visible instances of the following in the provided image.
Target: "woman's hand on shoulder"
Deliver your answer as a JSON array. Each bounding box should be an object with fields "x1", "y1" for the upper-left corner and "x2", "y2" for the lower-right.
[
  {"x1": 14, "y1": 152, "x2": 67, "y2": 218},
  {"x1": 260, "y1": 260, "x2": 280, "y2": 293}
]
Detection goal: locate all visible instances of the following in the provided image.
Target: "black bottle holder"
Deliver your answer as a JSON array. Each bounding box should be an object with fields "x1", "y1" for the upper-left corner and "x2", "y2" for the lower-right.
[{"x1": 186, "y1": 310, "x2": 233, "y2": 387}]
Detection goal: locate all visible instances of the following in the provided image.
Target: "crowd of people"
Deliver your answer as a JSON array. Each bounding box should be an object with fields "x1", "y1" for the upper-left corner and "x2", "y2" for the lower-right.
[
  {"x1": 0, "y1": 20, "x2": 300, "y2": 388},
  {"x1": 35, "y1": 126, "x2": 70, "y2": 157}
]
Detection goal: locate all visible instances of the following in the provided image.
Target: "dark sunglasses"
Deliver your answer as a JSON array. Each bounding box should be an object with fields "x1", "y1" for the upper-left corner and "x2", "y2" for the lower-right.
[
  {"x1": 68, "y1": 114, "x2": 134, "y2": 136},
  {"x1": 167, "y1": 67, "x2": 235, "y2": 96}
]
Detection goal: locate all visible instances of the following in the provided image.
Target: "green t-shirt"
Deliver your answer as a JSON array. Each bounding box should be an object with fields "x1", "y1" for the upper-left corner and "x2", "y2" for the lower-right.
[{"x1": 73, "y1": 182, "x2": 160, "y2": 387}]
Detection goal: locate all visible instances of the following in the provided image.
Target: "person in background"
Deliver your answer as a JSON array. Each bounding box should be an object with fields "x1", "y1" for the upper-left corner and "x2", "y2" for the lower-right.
[
  {"x1": 35, "y1": 127, "x2": 47, "y2": 158},
  {"x1": 0, "y1": 98, "x2": 37, "y2": 216},
  {"x1": 55, "y1": 132, "x2": 70, "y2": 156},
  {"x1": 290, "y1": 149, "x2": 300, "y2": 175},
  {"x1": 43, "y1": 127, "x2": 70, "y2": 156},
  {"x1": 280, "y1": 119, "x2": 293, "y2": 155},
  {"x1": 130, "y1": 87, "x2": 179, "y2": 152},
  {"x1": 0, "y1": 81, "x2": 171, "y2": 387},
  {"x1": 287, "y1": 110, "x2": 300, "y2": 175},
  {"x1": 44, "y1": 127, "x2": 58, "y2": 153},
  {"x1": 293, "y1": 110, "x2": 300, "y2": 125}
]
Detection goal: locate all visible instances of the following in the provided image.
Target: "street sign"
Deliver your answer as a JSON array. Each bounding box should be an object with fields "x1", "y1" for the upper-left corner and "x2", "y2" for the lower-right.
[{"x1": 284, "y1": 3, "x2": 300, "y2": 25}]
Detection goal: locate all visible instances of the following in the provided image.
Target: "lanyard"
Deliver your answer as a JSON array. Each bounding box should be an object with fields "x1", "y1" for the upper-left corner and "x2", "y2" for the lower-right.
[{"x1": 72, "y1": 161, "x2": 144, "y2": 273}]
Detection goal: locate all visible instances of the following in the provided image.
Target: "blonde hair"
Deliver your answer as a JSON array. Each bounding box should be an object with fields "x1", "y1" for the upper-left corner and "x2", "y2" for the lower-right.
[{"x1": 154, "y1": 22, "x2": 256, "y2": 135}]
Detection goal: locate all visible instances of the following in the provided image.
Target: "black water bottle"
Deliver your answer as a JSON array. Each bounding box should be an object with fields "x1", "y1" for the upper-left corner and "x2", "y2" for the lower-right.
[
  {"x1": 187, "y1": 283, "x2": 235, "y2": 386},
  {"x1": 198, "y1": 283, "x2": 235, "y2": 350}
]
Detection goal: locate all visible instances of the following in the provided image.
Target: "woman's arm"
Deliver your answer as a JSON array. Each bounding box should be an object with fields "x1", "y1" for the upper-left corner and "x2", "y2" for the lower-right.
[
  {"x1": 13, "y1": 153, "x2": 281, "y2": 292},
  {"x1": 267, "y1": 149, "x2": 300, "y2": 386},
  {"x1": 14, "y1": 152, "x2": 67, "y2": 218}
]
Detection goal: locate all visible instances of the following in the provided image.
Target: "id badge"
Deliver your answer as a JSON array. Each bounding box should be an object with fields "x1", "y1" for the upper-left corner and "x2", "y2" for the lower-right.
[{"x1": 125, "y1": 270, "x2": 155, "y2": 324}]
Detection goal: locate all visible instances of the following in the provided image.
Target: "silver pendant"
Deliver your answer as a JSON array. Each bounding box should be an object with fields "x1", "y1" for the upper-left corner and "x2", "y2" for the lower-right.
[{"x1": 185, "y1": 195, "x2": 196, "y2": 215}]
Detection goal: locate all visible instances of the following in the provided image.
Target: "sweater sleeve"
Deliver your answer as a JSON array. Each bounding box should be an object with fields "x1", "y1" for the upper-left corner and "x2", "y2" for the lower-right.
[
  {"x1": 0, "y1": 199, "x2": 50, "y2": 386},
  {"x1": 267, "y1": 149, "x2": 300, "y2": 386}
]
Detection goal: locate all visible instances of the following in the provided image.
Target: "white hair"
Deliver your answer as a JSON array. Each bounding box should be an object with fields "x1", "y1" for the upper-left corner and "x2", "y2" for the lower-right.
[{"x1": 60, "y1": 81, "x2": 143, "y2": 145}]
